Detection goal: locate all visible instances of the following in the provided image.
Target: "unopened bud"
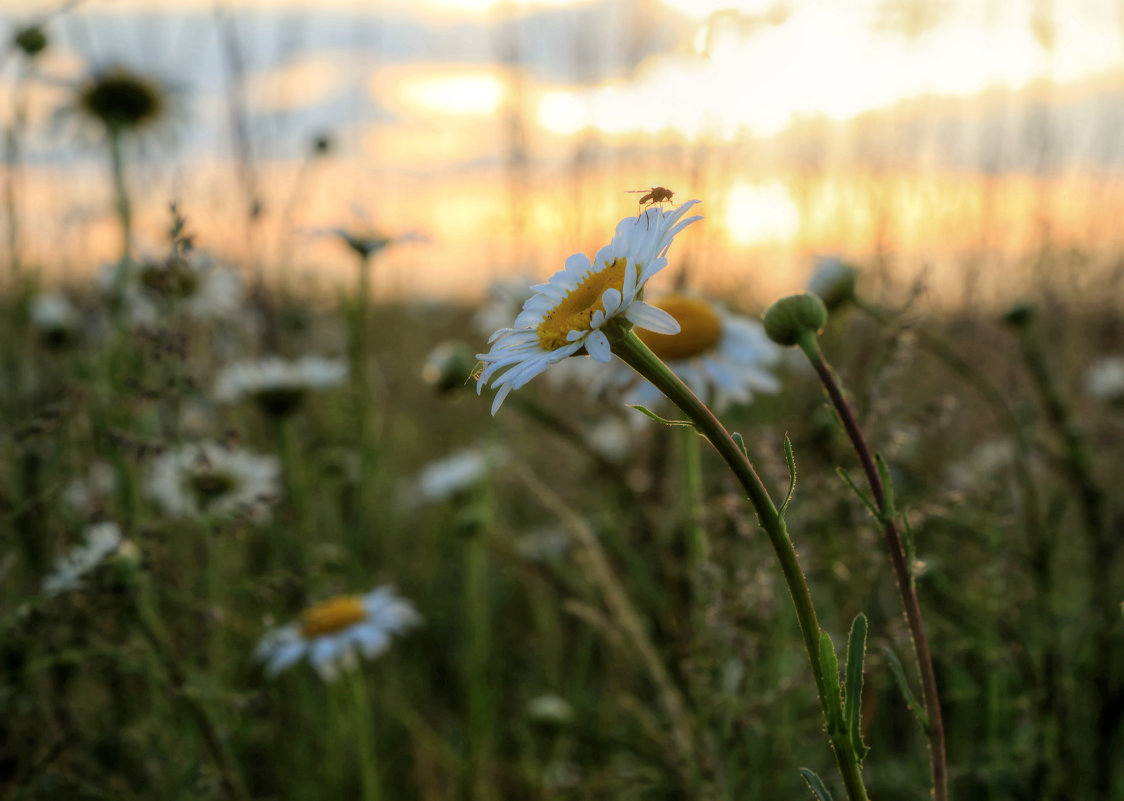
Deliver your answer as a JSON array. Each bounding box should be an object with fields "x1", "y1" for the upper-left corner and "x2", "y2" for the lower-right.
[{"x1": 763, "y1": 293, "x2": 828, "y2": 347}]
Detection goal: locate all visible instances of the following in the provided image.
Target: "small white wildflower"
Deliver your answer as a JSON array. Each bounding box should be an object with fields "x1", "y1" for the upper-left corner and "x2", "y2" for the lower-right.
[
  {"x1": 146, "y1": 442, "x2": 281, "y2": 524},
  {"x1": 1084, "y1": 355, "x2": 1124, "y2": 406},
  {"x1": 255, "y1": 586, "x2": 421, "y2": 681},
  {"x1": 43, "y1": 521, "x2": 123, "y2": 596},
  {"x1": 214, "y1": 355, "x2": 348, "y2": 415},
  {"x1": 407, "y1": 446, "x2": 507, "y2": 506}
]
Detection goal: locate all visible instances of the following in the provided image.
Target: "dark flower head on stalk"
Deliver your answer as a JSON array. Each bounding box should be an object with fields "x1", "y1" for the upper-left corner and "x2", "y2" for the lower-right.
[
  {"x1": 77, "y1": 65, "x2": 167, "y2": 132},
  {"x1": 13, "y1": 25, "x2": 49, "y2": 58}
]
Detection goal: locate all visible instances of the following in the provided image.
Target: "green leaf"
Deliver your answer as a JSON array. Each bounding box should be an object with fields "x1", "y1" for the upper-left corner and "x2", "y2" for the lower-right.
[
  {"x1": 875, "y1": 453, "x2": 895, "y2": 518},
  {"x1": 779, "y1": 434, "x2": 797, "y2": 518},
  {"x1": 798, "y1": 768, "x2": 837, "y2": 801},
  {"x1": 732, "y1": 431, "x2": 750, "y2": 460},
  {"x1": 882, "y1": 645, "x2": 930, "y2": 731},
  {"x1": 844, "y1": 613, "x2": 869, "y2": 762},
  {"x1": 627, "y1": 405, "x2": 696, "y2": 428},
  {"x1": 818, "y1": 631, "x2": 843, "y2": 732},
  {"x1": 837, "y1": 466, "x2": 878, "y2": 519}
]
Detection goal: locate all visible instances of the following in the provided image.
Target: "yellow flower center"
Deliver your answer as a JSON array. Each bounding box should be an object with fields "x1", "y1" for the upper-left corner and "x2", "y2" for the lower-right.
[
  {"x1": 299, "y1": 595, "x2": 367, "y2": 638},
  {"x1": 639, "y1": 295, "x2": 723, "y2": 360},
  {"x1": 536, "y1": 258, "x2": 628, "y2": 351}
]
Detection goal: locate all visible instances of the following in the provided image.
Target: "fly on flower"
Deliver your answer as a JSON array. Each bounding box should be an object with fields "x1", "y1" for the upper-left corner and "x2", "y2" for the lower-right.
[
  {"x1": 627, "y1": 186, "x2": 675, "y2": 214},
  {"x1": 476, "y1": 200, "x2": 702, "y2": 414}
]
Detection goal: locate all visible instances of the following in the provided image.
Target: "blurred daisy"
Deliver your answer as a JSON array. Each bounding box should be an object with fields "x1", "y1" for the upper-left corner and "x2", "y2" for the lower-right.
[
  {"x1": 101, "y1": 248, "x2": 243, "y2": 326},
  {"x1": 30, "y1": 292, "x2": 80, "y2": 348},
  {"x1": 43, "y1": 521, "x2": 123, "y2": 596},
  {"x1": 476, "y1": 202, "x2": 702, "y2": 414},
  {"x1": 807, "y1": 256, "x2": 858, "y2": 311},
  {"x1": 214, "y1": 355, "x2": 347, "y2": 416},
  {"x1": 1084, "y1": 355, "x2": 1124, "y2": 406},
  {"x1": 146, "y1": 442, "x2": 281, "y2": 524},
  {"x1": 474, "y1": 274, "x2": 536, "y2": 337},
  {"x1": 255, "y1": 586, "x2": 421, "y2": 681},
  {"x1": 406, "y1": 445, "x2": 507, "y2": 507},
  {"x1": 625, "y1": 294, "x2": 782, "y2": 413}
]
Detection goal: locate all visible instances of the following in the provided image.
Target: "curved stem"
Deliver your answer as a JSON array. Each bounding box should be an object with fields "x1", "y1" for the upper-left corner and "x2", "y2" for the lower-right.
[
  {"x1": 797, "y1": 331, "x2": 948, "y2": 801},
  {"x1": 613, "y1": 331, "x2": 870, "y2": 801}
]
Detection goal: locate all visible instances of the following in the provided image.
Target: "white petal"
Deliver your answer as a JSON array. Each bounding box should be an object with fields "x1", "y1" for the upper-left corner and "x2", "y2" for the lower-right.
[{"x1": 626, "y1": 302, "x2": 681, "y2": 334}]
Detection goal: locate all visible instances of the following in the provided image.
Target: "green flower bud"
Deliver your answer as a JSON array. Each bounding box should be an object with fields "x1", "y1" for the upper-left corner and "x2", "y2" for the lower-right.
[
  {"x1": 526, "y1": 693, "x2": 574, "y2": 728},
  {"x1": 763, "y1": 292, "x2": 828, "y2": 347}
]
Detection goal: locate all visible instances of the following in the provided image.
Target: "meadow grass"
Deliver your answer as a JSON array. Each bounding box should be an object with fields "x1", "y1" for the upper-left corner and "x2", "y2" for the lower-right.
[{"x1": 0, "y1": 238, "x2": 1121, "y2": 801}]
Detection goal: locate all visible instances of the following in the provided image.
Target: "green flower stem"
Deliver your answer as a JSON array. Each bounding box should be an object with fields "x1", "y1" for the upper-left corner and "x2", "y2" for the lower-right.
[
  {"x1": 795, "y1": 330, "x2": 948, "y2": 801},
  {"x1": 854, "y1": 298, "x2": 1071, "y2": 791},
  {"x1": 133, "y1": 599, "x2": 251, "y2": 801},
  {"x1": 680, "y1": 426, "x2": 709, "y2": 566},
  {"x1": 346, "y1": 671, "x2": 382, "y2": 801},
  {"x1": 107, "y1": 123, "x2": 132, "y2": 262},
  {"x1": 613, "y1": 330, "x2": 870, "y2": 801}
]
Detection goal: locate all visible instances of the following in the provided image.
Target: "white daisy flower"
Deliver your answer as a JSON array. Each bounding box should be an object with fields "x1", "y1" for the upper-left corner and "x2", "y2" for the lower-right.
[
  {"x1": 101, "y1": 248, "x2": 243, "y2": 326},
  {"x1": 146, "y1": 442, "x2": 281, "y2": 523},
  {"x1": 30, "y1": 292, "x2": 80, "y2": 346},
  {"x1": 476, "y1": 201, "x2": 703, "y2": 414},
  {"x1": 807, "y1": 256, "x2": 858, "y2": 310},
  {"x1": 623, "y1": 294, "x2": 782, "y2": 413},
  {"x1": 255, "y1": 586, "x2": 421, "y2": 681},
  {"x1": 43, "y1": 521, "x2": 123, "y2": 596},
  {"x1": 1084, "y1": 355, "x2": 1124, "y2": 406},
  {"x1": 214, "y1": 355, "x2": 348, "y2": 416},
  {"x1": 406, "y1": 445, "x2": 507, "y2": 507}
]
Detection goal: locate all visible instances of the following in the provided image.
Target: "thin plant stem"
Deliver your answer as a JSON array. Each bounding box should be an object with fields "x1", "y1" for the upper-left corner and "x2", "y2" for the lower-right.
[
  {"x1": 133, "y1": 599, "x2": 251, "y2": 801},
  {"x1": 855, "y1": 298, "x2": 1072, "y2": 797},
  {"x1": 514, "y1": 462, "x2": 700, "y2": 786},
  {"x1": 1011, "y1": 319, "x2": 1115, "y2": 798},
  {"x1": 107, "y1": 124, "x2": 132, "y2": 262},
  {"x1": 613, "y1": 330, "x2": 870, "y2": 801},
  {"x1": 680, "y1": 425, "x2": 709, "y2": 566},
  {"x1": 796, "y1": 330, "x2": 947, "y2": 801},
  {"x1": 347, "y1": 671, "x2": 382, "y2": 801}
]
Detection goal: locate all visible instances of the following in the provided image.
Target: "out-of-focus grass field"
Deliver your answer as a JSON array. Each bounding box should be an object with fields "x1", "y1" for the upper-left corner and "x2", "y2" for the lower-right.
[{"x1": 0, "y1": 227, "x2": 1121, "y2": 800}]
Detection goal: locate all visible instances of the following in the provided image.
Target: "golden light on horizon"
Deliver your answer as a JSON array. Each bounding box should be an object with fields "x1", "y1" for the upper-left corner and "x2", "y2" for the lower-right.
[{"x1": 724, "y1": 182, "x2": 800, "y2": 245}]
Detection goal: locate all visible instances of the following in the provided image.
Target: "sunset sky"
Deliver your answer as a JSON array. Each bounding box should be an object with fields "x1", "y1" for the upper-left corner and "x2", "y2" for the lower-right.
[{"x1": 4, "y1": 0, "x2": 1124, "y2": 302}]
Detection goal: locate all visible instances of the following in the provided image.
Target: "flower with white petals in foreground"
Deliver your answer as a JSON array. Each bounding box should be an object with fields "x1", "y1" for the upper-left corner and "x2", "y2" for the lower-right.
[
  {"x1": 146, "y1": 442, "x2": 281, "y2": 524},
  {"x1": 43, "y1": 521, "x2": 123, "y2": 596},
  {"x1": 1084, "y1": 355, "x2": 1124, "y2": 407},
  {"x1": 255, "y1": 586, "x2": 421, "y2": 681},
  {"x1": 476, "y1": 201, "x2": 703, "y2": 414},
  {"x1": 214, "y1": 355, "x2": 348, "y2": 416},
  {"x1": 625, "y1": 294, "x2": 782, "y2": 413}
]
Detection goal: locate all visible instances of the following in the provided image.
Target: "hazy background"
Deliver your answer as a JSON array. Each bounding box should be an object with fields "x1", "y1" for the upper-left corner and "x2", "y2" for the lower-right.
[{"x1": 5, "y1": 0, "x2": 1124, "y2": 304}]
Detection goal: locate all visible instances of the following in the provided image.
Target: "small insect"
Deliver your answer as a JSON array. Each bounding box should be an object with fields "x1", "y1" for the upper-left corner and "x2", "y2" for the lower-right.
[{"x1": 627, "y1": 186, "x2": 675, "y2": 213}]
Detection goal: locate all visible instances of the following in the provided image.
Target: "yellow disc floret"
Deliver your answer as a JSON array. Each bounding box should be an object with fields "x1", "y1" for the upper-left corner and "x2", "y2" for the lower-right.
[
  {"x1": 536, "y1": 258, "x2": 628, "y2": 351},
  {"x1": 299, "y1": 595, "x2": 367, "y2": 638},
  {"x1": 639, "y1": 295, "x2": 722, "y2": 360}
]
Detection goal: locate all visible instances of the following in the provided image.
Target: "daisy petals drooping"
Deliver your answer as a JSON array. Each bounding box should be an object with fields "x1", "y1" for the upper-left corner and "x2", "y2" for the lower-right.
[{"x1": 477, "y1": 200, "x2": 702, "y2": 414}]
